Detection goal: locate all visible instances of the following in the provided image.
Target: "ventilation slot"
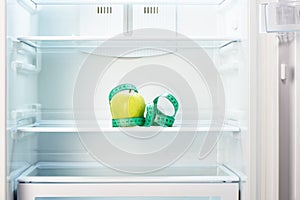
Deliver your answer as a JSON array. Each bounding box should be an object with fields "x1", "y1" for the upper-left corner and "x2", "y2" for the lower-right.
[
  {"x1": 144, "y1": 6, "x2": 159, "y2": 14},
  {"x1": 97, "y1": 6, "x2": 113, "y2": 14}
]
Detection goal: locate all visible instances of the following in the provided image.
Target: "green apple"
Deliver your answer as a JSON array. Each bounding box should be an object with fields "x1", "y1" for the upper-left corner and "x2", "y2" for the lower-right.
[{"x1": 110, "y1": 90, "x2": 146, "y2": 119}]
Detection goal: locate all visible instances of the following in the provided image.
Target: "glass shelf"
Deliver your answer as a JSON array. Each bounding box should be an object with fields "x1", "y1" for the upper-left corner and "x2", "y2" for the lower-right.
[
  {"x1": 27, "y1": 0, "x2": 229, "y2": 6},
  {"x1": 17, "y1": 162, "x2": 239, "y2": 183},
  {"x1": 17, "y1": 162, "x2": 240, "y2": 200},
  {"x1": 260, "y1": 1, "x2": 300, "y2": 33},
  {"x1": 17, "y1": 36, "x2": 240, "y2": 50},
  {"x1": 16, "y1": 120, "x2": 241, "y2": 133}
]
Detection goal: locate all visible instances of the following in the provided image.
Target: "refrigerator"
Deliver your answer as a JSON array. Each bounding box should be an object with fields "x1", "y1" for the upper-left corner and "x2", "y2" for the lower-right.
[{"x1": 1, "y1": 0, "x2": 298, "y2": 199}]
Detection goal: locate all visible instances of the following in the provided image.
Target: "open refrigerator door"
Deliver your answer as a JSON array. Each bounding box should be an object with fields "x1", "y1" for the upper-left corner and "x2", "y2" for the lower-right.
[{"x1": 260, "y1": 1, "x2": 300, "y2": 200}]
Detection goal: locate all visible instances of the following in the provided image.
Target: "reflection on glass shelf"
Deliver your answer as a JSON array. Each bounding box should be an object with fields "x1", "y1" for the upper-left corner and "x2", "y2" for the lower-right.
[
  {"x1": 260, "y1": 1, "x2": 300, "y2": 33},
  {"x1": 17, "y1": 162, "x2": 239, "y2": 183},
  {"x1": 28, "y1": 0, "x2": 228, "y2": 6},
  {"x1": 16, "y1": 120, "x2": 241, "y2": 133},
  {"x1": 17, "y1": 36, "x2": 240, "y2": 50}
]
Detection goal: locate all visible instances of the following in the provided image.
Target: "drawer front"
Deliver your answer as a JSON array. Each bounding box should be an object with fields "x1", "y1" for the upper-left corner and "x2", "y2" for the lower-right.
[{"x1": 18, "y1": 183, "x2": 239, "y2": 200}]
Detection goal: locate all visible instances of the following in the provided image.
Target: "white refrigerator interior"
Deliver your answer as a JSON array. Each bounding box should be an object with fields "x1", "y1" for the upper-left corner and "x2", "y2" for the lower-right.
[{"x1": 3, "y1": 0, "x2": 278, "y2": 199}]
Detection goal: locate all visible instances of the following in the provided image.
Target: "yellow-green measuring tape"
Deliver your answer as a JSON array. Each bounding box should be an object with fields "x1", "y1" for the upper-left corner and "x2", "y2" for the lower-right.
[{"x1": 109, "y1": 84, "x2": 179, "y2": 127}]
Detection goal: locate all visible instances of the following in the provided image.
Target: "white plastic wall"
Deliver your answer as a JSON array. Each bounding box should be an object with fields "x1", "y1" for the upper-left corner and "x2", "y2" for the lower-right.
[
  {"x1": 34, "y1": 0, "x2": 247, "y2": 169},
  {"x1": 6, "y1": 1, "x2": 38, "y2": 199}
]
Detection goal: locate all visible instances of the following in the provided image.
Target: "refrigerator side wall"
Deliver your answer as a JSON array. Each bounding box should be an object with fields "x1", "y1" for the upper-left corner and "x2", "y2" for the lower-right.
[
  {"x1": 249, "y1": 0, "x2": 258, "y2": 199},
  {"x1": 5, "y1": 1, "x2": 38, "y2": 199},
  {"x1": 0, "y1": 0, "x2": 7, "y2": 199}
]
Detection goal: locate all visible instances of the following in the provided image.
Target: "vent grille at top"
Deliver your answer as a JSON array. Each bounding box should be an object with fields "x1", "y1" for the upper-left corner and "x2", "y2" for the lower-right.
[
  {"x1": 144, "y1": 7, "x2": 159, "y2": 14},
  {"x1": 97, "y1": 6, "x2": 112, "y2": 14}
]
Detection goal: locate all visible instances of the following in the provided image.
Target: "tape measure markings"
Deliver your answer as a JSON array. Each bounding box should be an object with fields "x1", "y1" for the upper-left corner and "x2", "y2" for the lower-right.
[
  {"x1": 109, "y1": 84, "x2": 179, "y2": 127},
  {"x1": 109, "y1": 83, "x2": 138, "y2": 102}
]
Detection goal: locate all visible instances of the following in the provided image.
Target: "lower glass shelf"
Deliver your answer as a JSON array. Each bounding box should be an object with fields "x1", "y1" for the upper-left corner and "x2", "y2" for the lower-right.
[
  {"x1": 18, "y1": 162, "x2": 239, "y2": 183},
  {"x1": 17, "y1": 163, "x2": 240, "y2": 200}
]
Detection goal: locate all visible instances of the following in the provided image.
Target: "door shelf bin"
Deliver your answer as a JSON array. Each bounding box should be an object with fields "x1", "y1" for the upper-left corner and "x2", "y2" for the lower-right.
[
  {"x1": 260, "y1": 1, "x2": 300, "y2": 33},
  {"x1": 17, "y1": 162, "x2": 239, "y2": 200}
]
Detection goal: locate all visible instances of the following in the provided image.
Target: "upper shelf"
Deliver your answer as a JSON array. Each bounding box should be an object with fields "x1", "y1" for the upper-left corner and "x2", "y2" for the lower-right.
[
  {"x1": 17, "y1": 36, "x2": 240, "y2": 51},
  {"x1": 25, "y1": 0, "x2": 229, "y2": 6},
  {"x1": 260, "y1": 1, "x2": 300, "y2": 33}
]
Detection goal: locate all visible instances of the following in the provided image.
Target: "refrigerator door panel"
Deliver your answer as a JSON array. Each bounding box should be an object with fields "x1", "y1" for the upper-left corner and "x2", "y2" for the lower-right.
[
  {"x1": 259, "y1": 1, "x2": 300, "y2": 200},
  {"x1": 279, "y1": 32, "x2": 300, "y2": 200},
  {"x1": 293, "y1": 33, "x2": 300, "y2": 200}
]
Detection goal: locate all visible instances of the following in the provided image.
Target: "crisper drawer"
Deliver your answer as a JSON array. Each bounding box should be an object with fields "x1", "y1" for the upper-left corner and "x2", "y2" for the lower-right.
[{"x1": 17, "y1": 162, "x2": 239, "y2": 200}]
